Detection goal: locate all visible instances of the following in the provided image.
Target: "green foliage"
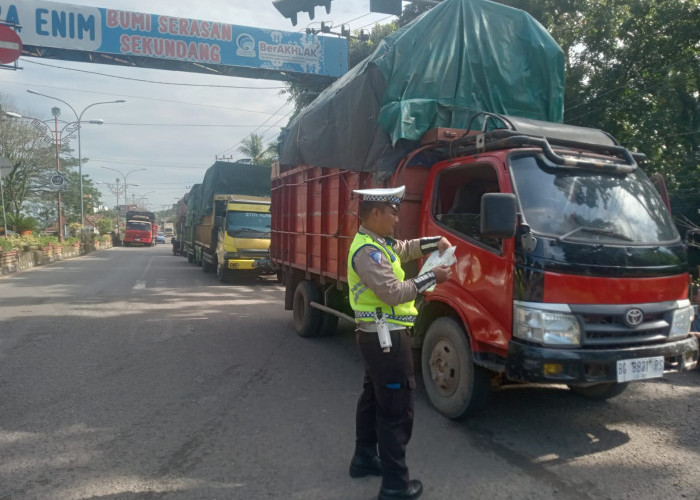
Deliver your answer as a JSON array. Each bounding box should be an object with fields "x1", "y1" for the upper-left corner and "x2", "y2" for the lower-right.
[
  {"x1": 6, "y1": 213, "x2": 39, "y2": 233},
  {"x1": 236, "y1": 133, "x2": 277, "y2": 167},
  {"x1": 96, "y1": 217, "x2": 114, "y2": 235},
  {"x1": 0, "y1": 237, "x2": 12, "y2": 251},
  {"x1": 0, "y1": 234, "x2": 59, "y2": 252},
  {"x1": 64, "y1": 236, "x2": 80, "y2": 245}
]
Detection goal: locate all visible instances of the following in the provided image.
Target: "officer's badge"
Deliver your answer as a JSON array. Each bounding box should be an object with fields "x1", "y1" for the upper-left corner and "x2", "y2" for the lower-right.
[{"x1": 369, "y1": 251, "x2": 382, "y2": 264}]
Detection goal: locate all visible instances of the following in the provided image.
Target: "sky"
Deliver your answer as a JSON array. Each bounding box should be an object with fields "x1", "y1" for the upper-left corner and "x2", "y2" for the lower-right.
[{"x1": 0, "y1": 0, "x2": 395, "y2": 213}]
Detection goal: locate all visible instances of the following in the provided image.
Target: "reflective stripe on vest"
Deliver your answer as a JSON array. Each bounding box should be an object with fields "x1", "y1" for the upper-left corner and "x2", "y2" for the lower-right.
[{"x1": 347, "y1": 232, "x2": 417, "y2": 327}]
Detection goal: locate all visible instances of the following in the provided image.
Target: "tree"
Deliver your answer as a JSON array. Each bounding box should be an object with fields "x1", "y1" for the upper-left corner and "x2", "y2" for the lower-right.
[
  {"x1": 236, "y1": 133, "x2": 277, "y2": 166},
  {"x1": 6, "y1": 213, "x2": 38, "y2": 233},
  {"x1": 96, "y1": 217, "x2": 114, "y2": 235},
  {"x1": 0, "y1": 96, "x2": 57, "y2": 218}
]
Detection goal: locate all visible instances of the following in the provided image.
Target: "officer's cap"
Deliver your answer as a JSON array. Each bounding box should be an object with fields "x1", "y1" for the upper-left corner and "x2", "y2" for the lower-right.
[{"x1": 353, "y1": 186, "x2": 406, "y2": 210}]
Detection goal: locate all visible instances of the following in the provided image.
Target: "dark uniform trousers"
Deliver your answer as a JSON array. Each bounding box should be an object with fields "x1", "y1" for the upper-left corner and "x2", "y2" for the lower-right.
[{"x1": 355, "y1": 328, "x2": 416, "y2": 490}]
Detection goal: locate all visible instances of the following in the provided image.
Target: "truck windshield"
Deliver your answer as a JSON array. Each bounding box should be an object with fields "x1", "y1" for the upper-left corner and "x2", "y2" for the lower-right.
[
  {"x1": 126, "y1": 222, "x2": 151, "y2": 232},
  {"x1": 227, "y1": 211, "x2": 271, "y2": 236},
  {"x1": 509, "y1": 153, "x2": 679, "y2": 244}
]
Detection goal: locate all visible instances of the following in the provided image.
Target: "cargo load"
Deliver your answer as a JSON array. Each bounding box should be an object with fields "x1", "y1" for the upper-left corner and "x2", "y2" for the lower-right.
[{"x1": 278, "y1": 0, "x2": 565, "y2": 174}]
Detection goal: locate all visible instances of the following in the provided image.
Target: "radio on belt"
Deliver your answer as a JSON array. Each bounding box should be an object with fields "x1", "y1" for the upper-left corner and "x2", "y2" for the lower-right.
[{"x1": 375, "y1": 307, "x2": 392, "y2": 353}]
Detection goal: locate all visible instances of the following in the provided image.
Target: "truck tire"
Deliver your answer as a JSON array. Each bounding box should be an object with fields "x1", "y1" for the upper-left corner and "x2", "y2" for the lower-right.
[
  {"x1": 422, "y1": 317, "x2": 490, "y2": 420},
  {"x1": 217, "y1": 263, "x2": 232, "y2": 283},
  {"x1": 568, "y1": 382, "x2": 629, "y2": 400},
  {"x1": 293, "y1": 280, "x2": 322, "y2": 337},
  {"x1": 202, "y1": 259, "x2": 214, "y2": 273}
]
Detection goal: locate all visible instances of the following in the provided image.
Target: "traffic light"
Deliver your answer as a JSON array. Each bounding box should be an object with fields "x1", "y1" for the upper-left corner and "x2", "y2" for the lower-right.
[
  {"x1": 272, "y1": 0, "x2": 333, "y2": 26},
  {"x1": 370, "y1": 0, "x2": 402, "y2": 16}
]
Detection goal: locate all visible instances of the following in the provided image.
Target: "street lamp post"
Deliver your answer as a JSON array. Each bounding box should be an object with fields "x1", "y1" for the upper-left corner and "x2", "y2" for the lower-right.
[
  {"x1": 27, "y1": 90, "x2": 125, "y2": 231},
  {"x1": 4, "y1": 109, "x2": 104, "y2": 242},
  {"x1": 0, "y1": 157, "x2": 11, "y2": 239},
  {"x1": 101, "y1": 166, "x2": 147, "y2": 214}
]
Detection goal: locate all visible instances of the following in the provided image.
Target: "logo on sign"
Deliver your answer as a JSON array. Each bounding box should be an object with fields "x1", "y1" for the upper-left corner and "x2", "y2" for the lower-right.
[
  {"x1": 50, "y1": 172, "x2": 66, "y2": 189},
  {"x1": 624, "y1": 308, "x2": 644, "y2": 327},
  {"x1": 236, "y1": 33, "x2": 255, "y2": 57}
]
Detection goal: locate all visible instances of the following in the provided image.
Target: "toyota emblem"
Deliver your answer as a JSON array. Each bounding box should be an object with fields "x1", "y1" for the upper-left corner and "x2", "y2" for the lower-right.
[{"x1": 625, "y1": 308, "x2": 644, "y2": 326}]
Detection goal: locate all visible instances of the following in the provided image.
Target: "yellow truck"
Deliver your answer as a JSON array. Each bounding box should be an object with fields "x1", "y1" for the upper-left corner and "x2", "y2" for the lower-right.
[
  {"x1": 187, "y1": 161, "x2": 272, "y2": 281},
  {"x1": 200, "y1": 194, "x2": 272, "y2": 281}
]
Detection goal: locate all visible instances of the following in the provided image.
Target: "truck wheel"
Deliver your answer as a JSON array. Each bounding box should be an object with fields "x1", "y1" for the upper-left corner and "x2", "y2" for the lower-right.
[
  {"x1": 293, "y1": 280, "x2": 322, "y2": 337},
  {"x1": 568, "y1": 382, "x2": 629, "y2": 401},
  {"x1": 422, "y1": 317, "x2": 490, "y2": 419},
  {"x1": 217, "y1": 263, "x2": 231, "y2": 283}
]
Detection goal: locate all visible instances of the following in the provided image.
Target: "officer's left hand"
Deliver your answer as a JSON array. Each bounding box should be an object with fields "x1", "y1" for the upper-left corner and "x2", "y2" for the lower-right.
[{"x1": 437, "y1": 236, "x2": 452, "y2": 255}]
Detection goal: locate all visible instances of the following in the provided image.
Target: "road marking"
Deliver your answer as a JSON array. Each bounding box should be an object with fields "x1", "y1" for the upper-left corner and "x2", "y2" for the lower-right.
[{"x1": 132, "y1": 256, "x2": 154, "y2": 290}]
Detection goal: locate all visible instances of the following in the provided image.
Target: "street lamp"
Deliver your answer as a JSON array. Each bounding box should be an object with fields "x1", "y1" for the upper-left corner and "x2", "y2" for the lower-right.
[
  {"x1": 27, "y1": 90, "x2": 126, "y2": 231},
  {"x1": 4, "y1": 109, "x2": 100, "y2": 242},
  {"x1": 0, "y1": 156, "x2": 12, "y2": 239},
  {"x1": 101, "y1": 166, "x2": 146, "y2": 213}
]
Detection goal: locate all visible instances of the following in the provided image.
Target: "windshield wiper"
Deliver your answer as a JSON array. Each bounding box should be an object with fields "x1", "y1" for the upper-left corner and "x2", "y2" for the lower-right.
[{"x1": 557, "y1": 226, "x2": 633, "y2": 242}]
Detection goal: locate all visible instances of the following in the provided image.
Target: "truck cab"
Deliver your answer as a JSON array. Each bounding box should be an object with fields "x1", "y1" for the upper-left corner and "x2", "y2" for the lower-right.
[{"x1": 214, "y1": 195, "x2": 273, "y2": 281}]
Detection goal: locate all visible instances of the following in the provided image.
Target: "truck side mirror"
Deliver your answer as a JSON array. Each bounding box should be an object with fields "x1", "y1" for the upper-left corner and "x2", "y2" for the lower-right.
[{"x1": 481, "y1": 193, "x2": 517, "y2": 240}]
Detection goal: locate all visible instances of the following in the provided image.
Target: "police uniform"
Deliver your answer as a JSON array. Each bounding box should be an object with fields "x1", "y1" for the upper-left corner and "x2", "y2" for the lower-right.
[{"x1": 347, "y1": 186, "x2": 442, "y2": 498}]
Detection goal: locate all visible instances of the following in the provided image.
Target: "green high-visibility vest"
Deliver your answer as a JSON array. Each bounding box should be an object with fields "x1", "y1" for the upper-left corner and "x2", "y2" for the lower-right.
[{"x1": 347, "y1": 232, "x2": 417, "y2": 327}]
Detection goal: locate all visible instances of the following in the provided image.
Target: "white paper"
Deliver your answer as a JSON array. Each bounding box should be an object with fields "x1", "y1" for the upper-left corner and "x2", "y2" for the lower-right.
[{"x1": 419, "y1": 246, "x2": 457, "y2": 292}]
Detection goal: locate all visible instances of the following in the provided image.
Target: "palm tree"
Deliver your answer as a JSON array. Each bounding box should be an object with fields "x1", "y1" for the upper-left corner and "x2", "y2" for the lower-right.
[{"x1": 236, "y1": 134, "x2": 276, "y2": 167}]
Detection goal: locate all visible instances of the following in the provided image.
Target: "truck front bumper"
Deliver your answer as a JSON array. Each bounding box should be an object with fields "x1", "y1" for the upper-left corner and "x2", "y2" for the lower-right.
[
  {"x1": 505, "y1": 335, "x2": 699, "y2": 384},
  {"x1": 227, "y1": 258, "x2": 274, "y2": 272}
]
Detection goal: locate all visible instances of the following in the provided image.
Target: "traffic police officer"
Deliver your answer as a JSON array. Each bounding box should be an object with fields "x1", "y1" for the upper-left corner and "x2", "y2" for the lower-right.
[{"x1": 347, "y1": 186, "x2": 452, "y2": 500}]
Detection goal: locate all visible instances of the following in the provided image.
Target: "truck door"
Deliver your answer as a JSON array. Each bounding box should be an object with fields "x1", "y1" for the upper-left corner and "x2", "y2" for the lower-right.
[{"x1": 425, "y1": 158, "x2": 515, "y2": 351}]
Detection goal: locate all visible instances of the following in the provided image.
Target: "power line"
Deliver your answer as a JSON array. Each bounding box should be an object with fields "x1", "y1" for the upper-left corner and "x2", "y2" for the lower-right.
[
  {"x1": 23, "y1": 59, "x2": 287, "y2": 89},
  {"x1": 0, "y1": 78, "x2": 291, "y2": 115},
  {"x1": 104, "y1": 122, "x2": 286, "y2": 128},
  {"x1": 217, "y1": 100, "x2": 291, "y2": 155}
]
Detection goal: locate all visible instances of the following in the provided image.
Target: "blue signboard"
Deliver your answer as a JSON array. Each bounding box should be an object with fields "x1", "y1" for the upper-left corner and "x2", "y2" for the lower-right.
[{"x1": 0, "y1": 1, "x2": 348, "y2": 78}]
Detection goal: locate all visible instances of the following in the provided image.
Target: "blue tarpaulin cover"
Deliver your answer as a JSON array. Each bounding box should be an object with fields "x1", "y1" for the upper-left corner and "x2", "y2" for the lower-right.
[{"x1": 279, "y1": 0, "x2": 564, "y2": 173}]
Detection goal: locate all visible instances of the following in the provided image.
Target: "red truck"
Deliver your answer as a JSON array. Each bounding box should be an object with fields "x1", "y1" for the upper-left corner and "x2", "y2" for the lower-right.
[
  {"x1": 123, "y1": 210, "x2": 156, "y2": 247},
  {"x1": 272, "y1": 114, "x2": 699, "y2": 418},
  {"x1": 270, "y1": 0, "x2": 698, "y2": 418}
]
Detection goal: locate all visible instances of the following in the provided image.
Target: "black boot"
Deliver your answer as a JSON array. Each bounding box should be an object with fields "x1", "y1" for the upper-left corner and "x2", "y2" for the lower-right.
[
  {"x1": 378, "y1": 479, "x2": 423, "y2": 500},
  {"x1": 349, "y1": 453, "x2": 382, "y2": 478}
]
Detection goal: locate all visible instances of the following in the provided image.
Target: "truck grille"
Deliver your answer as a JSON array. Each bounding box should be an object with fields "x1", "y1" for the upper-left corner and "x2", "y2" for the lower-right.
[
  {"x1": 570, "y1": 303, "x2": 674, "y2": 347},
  {"x1": 238, "y1": 249, "x2": 269, "y2": 259}
]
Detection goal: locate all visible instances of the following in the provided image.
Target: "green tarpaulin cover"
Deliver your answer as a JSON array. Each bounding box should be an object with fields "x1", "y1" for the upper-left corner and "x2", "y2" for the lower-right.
[
  {"x1": 279, "y1": 0, "x2": 564, "y2": 173},
  {"x1": 186, "y1": 161, "x2": 270, "y2": 225}
]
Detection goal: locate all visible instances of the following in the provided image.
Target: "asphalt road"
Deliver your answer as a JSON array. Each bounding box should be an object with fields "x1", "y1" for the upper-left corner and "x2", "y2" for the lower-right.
[{"x1": 1, "y1": 245, "x2": 698, "y2": 500}]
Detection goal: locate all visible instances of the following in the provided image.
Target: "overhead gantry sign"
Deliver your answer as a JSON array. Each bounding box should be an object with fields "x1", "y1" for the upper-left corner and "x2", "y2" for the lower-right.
[{"x1": 0, "y1": 0, "x2": 347, "y2": 81}]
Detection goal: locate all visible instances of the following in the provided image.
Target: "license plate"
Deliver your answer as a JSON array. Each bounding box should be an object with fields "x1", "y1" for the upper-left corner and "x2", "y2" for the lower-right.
[
  {"x1": 135, "y1": 238, "x2": 140, "y2": 241},
  {"x1": 616, "y1": 356, "x2": 664, "y2": 382}
]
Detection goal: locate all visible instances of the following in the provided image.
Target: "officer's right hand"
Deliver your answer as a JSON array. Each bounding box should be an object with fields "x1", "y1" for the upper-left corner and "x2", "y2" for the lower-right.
[{"x1": 433, "y1": 265, "x2": 452, "y2": 283}]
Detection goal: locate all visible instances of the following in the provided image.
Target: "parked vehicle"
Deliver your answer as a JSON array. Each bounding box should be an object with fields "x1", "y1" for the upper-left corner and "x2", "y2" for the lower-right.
[
  {"x1": 270, "y1": 0, "x2": 699, "y2": 418},
  {"x1": 183, "y1": 161, "x2": 273, "y2": 281},
  {"x1": 123, "y1": 210, "x2": 156, "y2": 247}
]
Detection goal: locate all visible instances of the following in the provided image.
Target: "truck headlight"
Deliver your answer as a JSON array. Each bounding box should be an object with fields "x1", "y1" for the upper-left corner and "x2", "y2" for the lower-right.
[
  {"x1": 670, "y1": 300, "x2": 693, "y2": 338},
  {"x1": 513, "y1": 302, "x2": 581, "y2": 346}
]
